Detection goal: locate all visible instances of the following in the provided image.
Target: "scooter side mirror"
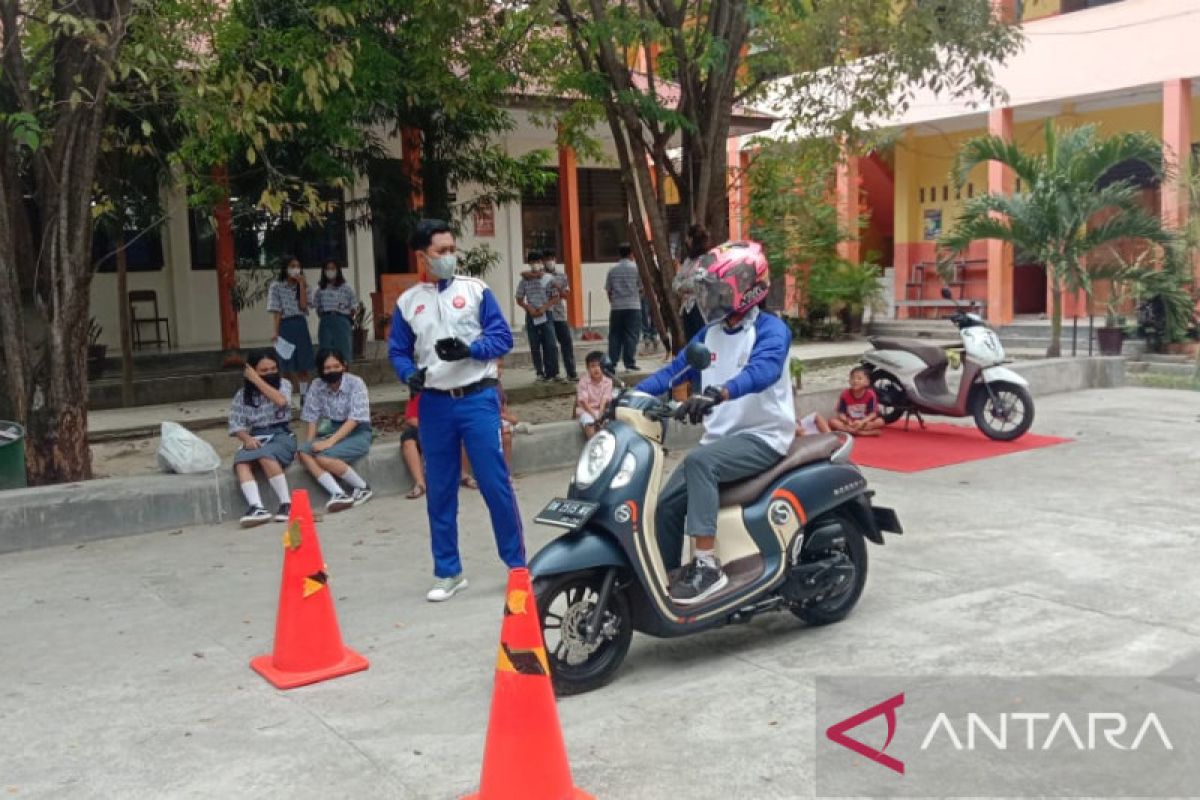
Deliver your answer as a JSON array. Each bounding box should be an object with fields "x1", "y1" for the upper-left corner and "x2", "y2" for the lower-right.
[
  {"x1": 940, "y1": 286, "x2": 953, "y2": 300},
  {"x1": 600, "y1": 356, "x2": 617, "y2": 378},
  {"x1": 684, "y1": 342, "x2": 712, "y2": 371}
]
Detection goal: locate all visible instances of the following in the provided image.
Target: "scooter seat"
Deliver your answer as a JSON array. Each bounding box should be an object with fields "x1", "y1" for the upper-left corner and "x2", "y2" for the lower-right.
[
  {"x1": 719, "y1": 433, "x2": 843, "y2": 508},
  {"x1": 869, "y1": 337, "x2": 948, "y2": 369}
]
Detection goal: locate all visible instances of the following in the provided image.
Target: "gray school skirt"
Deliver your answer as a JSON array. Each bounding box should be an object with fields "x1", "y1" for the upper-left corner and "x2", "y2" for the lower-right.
[
  {"x1": 299, "y1": 423, "x2": 372, "y2": 463},
  {"x1": 232, "y1": 426, "x2": 298, "y2": 468}
]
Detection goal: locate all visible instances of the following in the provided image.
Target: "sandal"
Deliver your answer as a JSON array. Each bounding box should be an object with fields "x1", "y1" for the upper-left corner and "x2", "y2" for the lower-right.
[
  {"x1": 406, "y1": 483, "x2": 426, "y2": 499},
  {"x1": 461, "y1": 475, "x2": 479, "y2": 490}
]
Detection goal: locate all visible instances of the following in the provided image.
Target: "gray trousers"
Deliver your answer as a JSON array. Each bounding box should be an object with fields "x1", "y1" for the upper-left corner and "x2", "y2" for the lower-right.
[{"x1": 655, "y1": 433, "x2": 783, "y2": 571}]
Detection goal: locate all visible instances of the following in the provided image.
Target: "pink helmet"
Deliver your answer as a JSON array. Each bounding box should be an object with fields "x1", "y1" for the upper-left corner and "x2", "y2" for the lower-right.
[{"x1": 693, "y1": 240, "x2": 771, "y2": 323}]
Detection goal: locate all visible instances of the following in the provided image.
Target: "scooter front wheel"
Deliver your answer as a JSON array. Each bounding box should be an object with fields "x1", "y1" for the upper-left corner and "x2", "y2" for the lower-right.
[
  {"x1": 972, "y1": 381, "x2": 1034, "y2": 441},
  {"x1": 534, "y1": 571, "x2": 633, "y2": 696}
]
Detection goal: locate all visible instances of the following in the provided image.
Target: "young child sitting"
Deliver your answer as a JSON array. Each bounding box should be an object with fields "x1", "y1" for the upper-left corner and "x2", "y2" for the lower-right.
[
  {"x1": 576, "y1": 351, "x2": 614, "y2": 439},
  {"x1": 830, "y1": 366, "x2": 884, "y2": 437}
]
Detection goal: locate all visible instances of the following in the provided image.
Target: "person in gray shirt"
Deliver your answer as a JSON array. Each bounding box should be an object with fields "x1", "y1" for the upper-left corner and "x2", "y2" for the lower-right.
[
  {"x1": 605, "y1": 243, "x2": 642, "y2": 371},
  {"x1": 540, "y1": 249, "x2": 577, "y2": 380},
  {"x1": 516, "y1": 249, "x2": 561, "y2": 381}
]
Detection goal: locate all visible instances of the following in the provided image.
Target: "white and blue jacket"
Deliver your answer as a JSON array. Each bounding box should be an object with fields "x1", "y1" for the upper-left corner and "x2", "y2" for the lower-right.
[
  {"x1": 637, "y1": 308, "x2": 796, "y2": 455},
  {"x1": 388, "y1": 276, "x2": 513, "y2": 391}
]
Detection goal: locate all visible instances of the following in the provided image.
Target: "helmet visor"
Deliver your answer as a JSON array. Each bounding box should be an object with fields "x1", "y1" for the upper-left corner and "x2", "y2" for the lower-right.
[{"x1": 695, "y1": 273, "x2": 734, "y2": 324}]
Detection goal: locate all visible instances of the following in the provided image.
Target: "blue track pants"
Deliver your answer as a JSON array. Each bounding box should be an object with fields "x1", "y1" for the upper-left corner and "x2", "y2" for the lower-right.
[{"x1": 418, "y1": 388, "x2": 526, "y2": 578}]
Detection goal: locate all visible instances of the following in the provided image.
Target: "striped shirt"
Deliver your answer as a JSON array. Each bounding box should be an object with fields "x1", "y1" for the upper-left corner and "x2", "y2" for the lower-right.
[
  {"x1": 228, "y1": 379, "x2": 293, "y2": 435},
  {"x1": 605, "y1": 259, "x2": 642, "y2": 310},
  {"x1": 516, "y1": 274, "x2": 551, "y2": 322},
  {"x1": 313, "y1": 283, "x2": 356, "y2": 316},
  {"x1": 301, "y1": 373, "x2": 372, "y2": 424},
  {"x1": 543, "y1": 272, "x2": 569, "y2": 322},
  {"x1": 266, "y1": 281, "x2": 309, "y2": 318}
]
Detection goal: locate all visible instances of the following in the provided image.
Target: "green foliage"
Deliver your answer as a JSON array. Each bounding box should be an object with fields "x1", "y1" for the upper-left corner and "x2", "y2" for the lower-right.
[
  {"x1": 458, "y1": 244, "x2": 502, "y2": 280},
  {"x1": 941, "y1": 121, "x2": 1176, "y2": 356}
]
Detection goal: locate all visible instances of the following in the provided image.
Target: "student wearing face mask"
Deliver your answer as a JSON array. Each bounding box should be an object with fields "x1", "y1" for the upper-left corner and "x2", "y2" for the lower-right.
[
  {"x1": 540, "y1": 249, "x2": 577, "y2": 381},
  {"x1": 267, "y1": 256, "x2": 315, "y2": 401},
  {"x1": 314, "y1": 260, "x2": 357, "y2": 363},
  {"x1": 388, "y1": 218, "x2": 525, "y2": 603},
  {"x1": 229, "y1": 351, "x2": 296, "y2": 527},
  {"x1": 297, "y1": 349, "x2": 374, "y2": 513}
]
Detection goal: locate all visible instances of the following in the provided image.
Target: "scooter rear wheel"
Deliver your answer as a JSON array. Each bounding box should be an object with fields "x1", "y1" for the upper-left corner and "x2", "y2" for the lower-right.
[
  {"x1": 870, "y1": 371, "x2": 906, "y2": 425},
  {"x1": 790, "y1": 512, "x2": 869, "y2": 626},
  {"x1": 534, "y1": 571, "x2": 634, "y2": 696}
]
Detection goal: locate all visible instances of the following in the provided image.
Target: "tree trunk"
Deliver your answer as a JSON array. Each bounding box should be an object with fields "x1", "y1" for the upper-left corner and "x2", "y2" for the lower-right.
[
  {"x1": 116, "y1": 234, "x2": 134, "y2": 407},
  {"x1": 1048, "y1": 285, "x2": 1063, "y2": 358}
]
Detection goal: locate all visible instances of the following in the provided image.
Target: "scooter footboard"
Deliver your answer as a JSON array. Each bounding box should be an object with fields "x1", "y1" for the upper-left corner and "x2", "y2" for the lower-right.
[{"x1": 528, "y1": 528, "x2": 631, "y2": 578}]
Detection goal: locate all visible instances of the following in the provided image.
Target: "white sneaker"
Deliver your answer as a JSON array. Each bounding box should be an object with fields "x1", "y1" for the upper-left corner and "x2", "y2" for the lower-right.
[
  {"x1": 513, "y1": 422, "x2": 532, "y2": 435},
  {"x1": 351, "y1": 486, "x2": 373, "y2": 507},
  {"x1": 325, "y1": 492, "x2": 354, "y2": 513},
  {"x1": 426, "y1": 574, "x2": 468, "y2": 602}
]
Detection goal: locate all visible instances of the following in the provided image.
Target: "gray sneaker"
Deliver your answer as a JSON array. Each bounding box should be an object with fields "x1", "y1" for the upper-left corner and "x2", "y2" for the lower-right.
[{"x1": 426, "y1": 574, "x2": 469, "y2": 602}]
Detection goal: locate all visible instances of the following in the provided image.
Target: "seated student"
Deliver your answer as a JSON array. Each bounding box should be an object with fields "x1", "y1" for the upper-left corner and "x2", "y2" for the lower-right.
[
  {"x1": 229, "y1": 351, "x2": 297, "y2": 527},
  {"x1": 400, "y1": 392, "x2": 481, "y2": 495},
  {"x1": 400, "y1": 394, "x2": 426, "y2": 499},
  {"x1": 576, "y1": 351, "x2": 614, "y2": 440},
  {"x1": 829, "y1": 366, "x2": 884, "y2": 437},
  {"x1": 796, "y1": 409, "x2": 831, "y2": 437},
  {"x1": 495, "y1": 360, "x2": 522, "y2": 468},
  {"x1": 297, "y1": 349, "x2": 375, "y2": 512}
]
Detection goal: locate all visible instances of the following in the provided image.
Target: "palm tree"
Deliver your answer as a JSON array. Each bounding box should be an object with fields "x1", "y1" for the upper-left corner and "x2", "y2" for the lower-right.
[{"x1": 940, "y1": 121, "x2": 1176, "y2": 357}]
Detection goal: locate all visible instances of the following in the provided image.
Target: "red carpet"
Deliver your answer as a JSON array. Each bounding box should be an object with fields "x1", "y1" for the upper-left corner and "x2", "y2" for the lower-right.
[{"x1": 848, "y1": 422, "x2": 1071, "y2": 473}]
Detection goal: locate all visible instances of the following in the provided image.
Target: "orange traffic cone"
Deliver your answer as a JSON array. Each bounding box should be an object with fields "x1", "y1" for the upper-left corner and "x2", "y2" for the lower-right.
[
  {"x1": 463, "y1": 568, "x2": 594, "y2": 800},
  {"x1": 250, "y1": 489, "x2": 369, "y2": 689}
]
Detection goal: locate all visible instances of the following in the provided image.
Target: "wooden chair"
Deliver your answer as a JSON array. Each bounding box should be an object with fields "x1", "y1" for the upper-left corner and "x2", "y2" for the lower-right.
[{"x1": 129, "y1": 290, "x2": 172, "y2": 350}]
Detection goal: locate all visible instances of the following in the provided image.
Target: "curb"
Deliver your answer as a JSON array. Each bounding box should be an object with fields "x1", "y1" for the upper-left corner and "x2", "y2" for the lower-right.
[{"x1": 2, "y1": 357, "x2": 1124, "y2": 555}]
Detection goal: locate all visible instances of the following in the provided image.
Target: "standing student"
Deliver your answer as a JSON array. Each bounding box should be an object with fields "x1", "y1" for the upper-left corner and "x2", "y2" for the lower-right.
[
  {"x1": 388, "y1": 218, "x2": 526, "y2": 603},
  {"x1": 314, "y1": 260, "x2": 356, "y2": 362},
  {"x1": 605, "y1": 243, "x2": 642, "y2": 371},
  {"x1": 267, "y1": 256, "x2": 315, "y2": 401},
  {"x1": 541, "y1": 250, "x2": 577, "y2": 380},
  {"x1": 297, "y1": 349, "x2": 375, "y2": 512},
  {"x1": 516, "y1": 250, "x2": 560, "y2": 382},
  {"x1": 228, "y1": 351, "x2": 297, "y2": 527}
]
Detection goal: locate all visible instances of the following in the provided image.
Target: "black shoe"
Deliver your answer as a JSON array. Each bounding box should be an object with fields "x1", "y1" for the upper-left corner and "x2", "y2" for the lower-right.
[
  {"x1": 273, "y1": 503, "x2": 291, "y2": 522},
  {"x1": 240, "y1": 506, "x2": 272, "y2": 528},
  {"x1": 669, "y1": 559, "x2": 729, "y2": 605}
]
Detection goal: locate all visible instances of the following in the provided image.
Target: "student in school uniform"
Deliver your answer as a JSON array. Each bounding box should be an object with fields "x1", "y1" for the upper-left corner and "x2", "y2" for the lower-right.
[
  {"x1": 228, "y1": 351, "x2": 297, "y2": 527},
  {"x1": 297, "y1": 349, "x2": 375, "y2": 512},
  {"x1": 313, "y1": 260, "x2": 357, "y2": 363}
]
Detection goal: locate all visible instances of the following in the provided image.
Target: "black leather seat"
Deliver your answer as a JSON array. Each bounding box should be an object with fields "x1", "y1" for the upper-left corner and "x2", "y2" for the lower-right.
[
  {"x1": 718, "y1": 433, "x2": 843, "y2": 508},
  {"x1": 869, "y1": 336, "x2": 948, "y2": 369}
]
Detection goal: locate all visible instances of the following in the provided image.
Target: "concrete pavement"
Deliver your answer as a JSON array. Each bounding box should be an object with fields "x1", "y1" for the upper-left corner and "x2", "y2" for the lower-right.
[{"x1": 2, "y1": 386, "x2": 1199, "y2": 798}]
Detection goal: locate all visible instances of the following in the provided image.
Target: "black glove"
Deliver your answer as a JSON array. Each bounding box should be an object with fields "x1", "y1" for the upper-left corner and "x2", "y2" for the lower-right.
[
  {"x1": 675, "y1": 386, "x2": 724, "y2": 424},
  {"x1": 406, "y1": 367, "x2": 427, "y2": 394},
  {"x1": 435, "y1": 337, "x2": 473, "y2": 362}
]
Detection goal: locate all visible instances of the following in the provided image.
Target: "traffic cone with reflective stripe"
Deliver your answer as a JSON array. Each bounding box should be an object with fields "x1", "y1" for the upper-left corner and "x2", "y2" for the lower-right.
[
  {"x1": 250, "y1": 489, "x2": 369, "y2": 689},
  {"x1": 462, "y1": 568, "x2": 593, "y2": 800}
]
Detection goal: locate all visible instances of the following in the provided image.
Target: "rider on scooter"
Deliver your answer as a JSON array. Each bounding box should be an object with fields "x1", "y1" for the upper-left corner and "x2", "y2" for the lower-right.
[{"x1": 636, "y1": 241, "x2": 796, "y2": 604}]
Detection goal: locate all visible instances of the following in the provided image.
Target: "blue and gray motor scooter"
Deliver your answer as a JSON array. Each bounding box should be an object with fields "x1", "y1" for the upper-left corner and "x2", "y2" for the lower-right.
[{"x1": 529, "y1": 344, "x2": 903, "y2": 695}]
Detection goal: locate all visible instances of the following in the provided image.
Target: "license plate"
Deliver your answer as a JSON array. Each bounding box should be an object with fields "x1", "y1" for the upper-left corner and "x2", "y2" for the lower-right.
[{"x1": 535, "y1": 498, "x2": 600, "y2": 531}]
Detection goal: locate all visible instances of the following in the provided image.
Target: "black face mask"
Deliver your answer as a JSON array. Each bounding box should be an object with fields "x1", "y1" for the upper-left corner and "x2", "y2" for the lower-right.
[
  {"x1": 263, "y1": 373, "x2": 282, "y2": 389},
  {"x1": 320, "y1": 370, "x2": 344, "y2": 385}
]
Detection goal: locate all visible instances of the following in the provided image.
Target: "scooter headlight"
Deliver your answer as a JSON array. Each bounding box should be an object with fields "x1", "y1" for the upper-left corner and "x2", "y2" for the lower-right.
[
  {"x1": 574, "y1": 431, "x2": 616, "y2": 489},
  {"x1": 610, "y1": 452, "x2": 638, "y2": 489}
]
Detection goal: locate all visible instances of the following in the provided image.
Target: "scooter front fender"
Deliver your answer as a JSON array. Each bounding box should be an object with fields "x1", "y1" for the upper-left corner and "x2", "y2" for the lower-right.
[
  {"x1": 980, "y1": 365, "x2": 1028, "y2": 387},
  {"x1": 529, "y1": 528, "x2": 631, "y2": 579}
]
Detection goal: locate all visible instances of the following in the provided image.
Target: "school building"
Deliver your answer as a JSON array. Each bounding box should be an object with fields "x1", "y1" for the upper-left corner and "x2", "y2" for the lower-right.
[
  {"x1": 814, "y1": 0, "x2": 1200, "y2": 324},
  {"x1": 88, "y1": 97, "x2": 772, "y2": 355}
]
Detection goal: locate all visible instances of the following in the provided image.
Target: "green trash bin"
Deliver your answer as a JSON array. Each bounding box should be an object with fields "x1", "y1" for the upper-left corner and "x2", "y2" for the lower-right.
[{"x1": 0, "y1": 421, "x2": 27, "y2": 490}]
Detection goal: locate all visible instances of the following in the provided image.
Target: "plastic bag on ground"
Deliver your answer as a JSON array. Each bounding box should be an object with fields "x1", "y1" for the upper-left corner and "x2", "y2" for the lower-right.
[{"x1": 156, "y1": 421, "x2": 221, "y2": 474}]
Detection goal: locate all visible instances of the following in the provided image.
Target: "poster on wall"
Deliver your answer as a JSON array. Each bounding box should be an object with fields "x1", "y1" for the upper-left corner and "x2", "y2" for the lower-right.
[
  {"x1": 473, "y1": 202, "x2": 495, "y2": 237},
  {"x1": 923, "y1": 209, "x2": 942, "y2": 241}
]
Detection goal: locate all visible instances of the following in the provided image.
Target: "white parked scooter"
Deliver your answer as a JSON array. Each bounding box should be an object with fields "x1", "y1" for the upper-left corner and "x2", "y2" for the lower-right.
[{"x1": 862, "y1": 287, "x2": 1035, "y2": 441}]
